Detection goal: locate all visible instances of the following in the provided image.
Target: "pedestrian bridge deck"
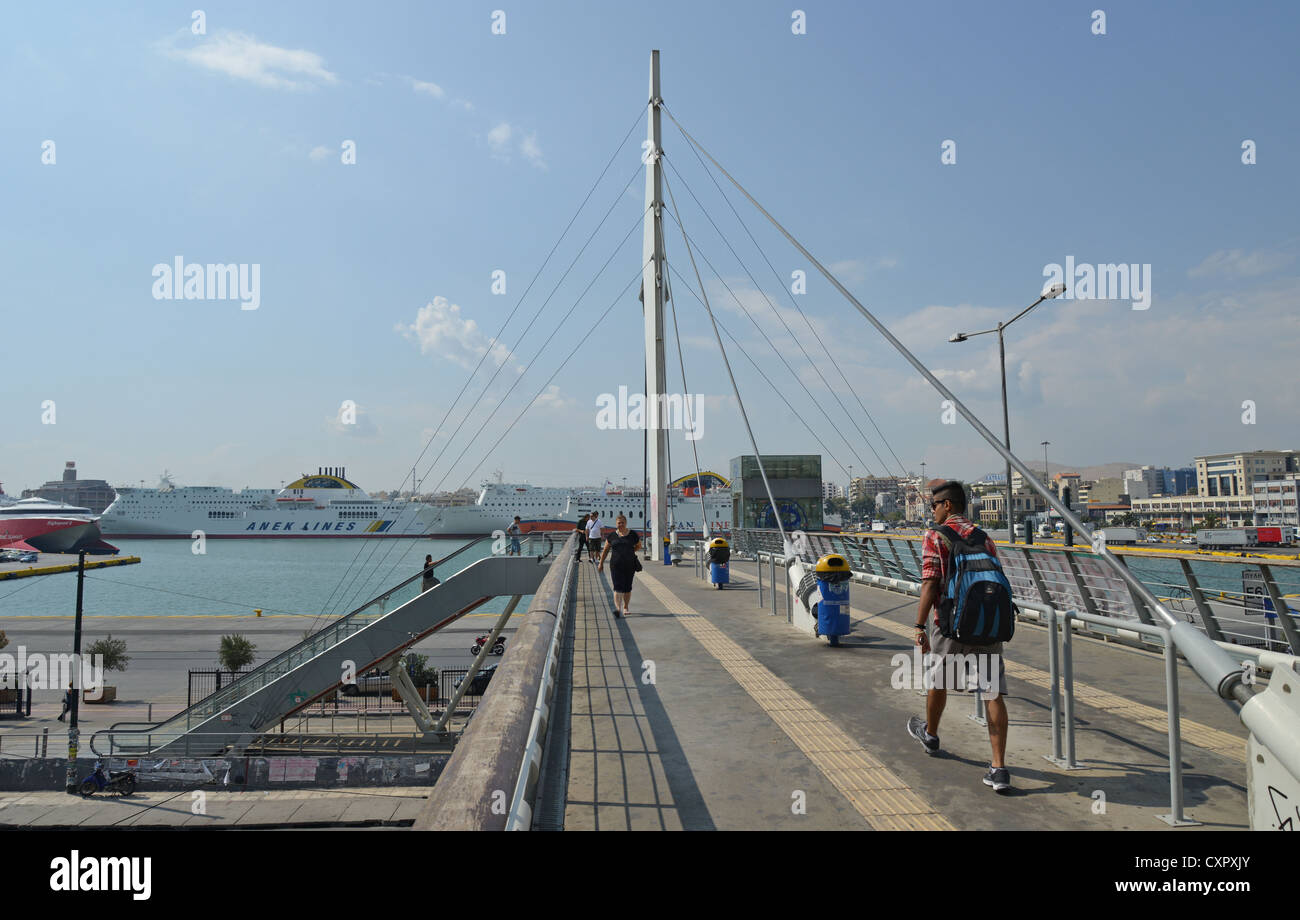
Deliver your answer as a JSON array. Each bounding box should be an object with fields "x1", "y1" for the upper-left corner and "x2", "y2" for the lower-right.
[{"x1": 560, "y1": 555, "x2": 1248, "y2": 830}]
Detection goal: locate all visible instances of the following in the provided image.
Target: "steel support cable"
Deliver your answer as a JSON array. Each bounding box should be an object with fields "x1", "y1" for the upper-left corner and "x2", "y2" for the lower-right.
[
  {"x1": 448, "y1": 265, "x2": 650, "y2": 509},
  {"x1": 662, "y1": 168, "x2": 791, "y2": 554},
  {"x1": 331, "y1": 193, "x2": 648, "y2": 617},
  {"x1": 330, "y1": 171, "x2": 647, "y2": 614},
  {"x1": 363, "y1": 252, "x2": 653, "y2": 597},
  {"x1": 661, "y1": 105, "x2": 1254, "y2": 705},
  {"x1": 655, "y1": 214, "x2": 711, "y2": 539},
  {"x1": 667, "y1": 260, "x2": 851, "y2": 482},
  {"x1": 662, "y1": 205, "x2": 864, "y2": 480},
  {"x1": 663, "y1": 154, "x2": 902, "y2": 478},
  {"x1": 317, "y1": 109, "x2": 646, "y2": 618},
  {"x1": 414, "y1": 168, "x2": 646, "y2": 504}
]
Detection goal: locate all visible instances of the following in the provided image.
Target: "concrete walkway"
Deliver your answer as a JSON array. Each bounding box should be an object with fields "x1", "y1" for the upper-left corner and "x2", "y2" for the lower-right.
[
  {"x1": 559, "y1": 555, "x2": 1249, "y2": 830},
  {"x1": 0, "y1": 786, "x2": 428, "y2": 829}
]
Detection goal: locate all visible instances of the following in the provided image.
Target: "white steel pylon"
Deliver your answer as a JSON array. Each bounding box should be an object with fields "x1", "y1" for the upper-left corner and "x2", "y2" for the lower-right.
[{"x1": 642, "y1": 50, "x2": 669, "y2": 562}]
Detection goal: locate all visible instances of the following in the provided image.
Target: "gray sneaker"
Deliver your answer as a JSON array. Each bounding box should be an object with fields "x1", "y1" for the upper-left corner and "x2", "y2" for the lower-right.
[
  {"x1": 983, "y1": 766, "x2": 1011, "y2": 793},
  {"x1": 906, "y1": 715, "x2": 939, "y2": 755}
]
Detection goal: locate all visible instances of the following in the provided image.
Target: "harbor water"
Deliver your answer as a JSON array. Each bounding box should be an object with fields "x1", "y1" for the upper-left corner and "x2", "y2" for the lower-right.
[{"x1": 0, "y1": 538, "x2": 517, "y2": 619}]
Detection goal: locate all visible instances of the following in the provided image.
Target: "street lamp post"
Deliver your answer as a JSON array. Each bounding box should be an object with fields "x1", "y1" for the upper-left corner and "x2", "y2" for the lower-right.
[{"x1": 950, "y1": 283, "x2": 1065, "y2": 544}]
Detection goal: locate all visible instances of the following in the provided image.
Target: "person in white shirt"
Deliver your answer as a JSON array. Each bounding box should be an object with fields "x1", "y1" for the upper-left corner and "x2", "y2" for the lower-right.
[{"x1": 586, "y1": 512, "x2": 603, "y2": 563}]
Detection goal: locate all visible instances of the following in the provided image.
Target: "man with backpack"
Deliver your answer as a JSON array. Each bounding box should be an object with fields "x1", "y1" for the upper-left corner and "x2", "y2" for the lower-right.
[{"x1": 906, "y1": 480, "x2": 1014, "y2": 793}]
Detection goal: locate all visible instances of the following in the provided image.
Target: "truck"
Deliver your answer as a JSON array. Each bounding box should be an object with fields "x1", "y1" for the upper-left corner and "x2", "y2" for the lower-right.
[
  {"x1": 1195, "y1": 528, "x2": 1249, "y2": 547},
  {"x1": 1249, "y1": 526, "x2": 1295, "y2": 547},
  {"x1": 1094, "y1": 527, "x2": 1145, "y2": 545},
  {"x1": 870, "y1": 521, "x2": 888, "y2": 533}
]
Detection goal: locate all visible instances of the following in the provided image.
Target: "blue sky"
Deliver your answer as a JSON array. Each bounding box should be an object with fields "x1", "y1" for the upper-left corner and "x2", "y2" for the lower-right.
[{"x1": 2, "y1": 1, "x2": 1297, "y2": 496}]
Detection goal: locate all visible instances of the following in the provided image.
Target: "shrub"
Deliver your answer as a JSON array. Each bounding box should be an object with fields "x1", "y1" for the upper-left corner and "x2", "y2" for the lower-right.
[
  {"x1": 219, "y1": 634, "x2": 257, "y2": 672},
  {"x1": 86, "y1": 635, "x2": 129, "y2": 672}
]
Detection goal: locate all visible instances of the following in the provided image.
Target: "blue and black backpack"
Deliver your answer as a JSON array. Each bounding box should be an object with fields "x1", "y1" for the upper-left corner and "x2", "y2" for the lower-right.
[{"x1": 934, "y1": 525, "x2": 1015, "y2": 645}]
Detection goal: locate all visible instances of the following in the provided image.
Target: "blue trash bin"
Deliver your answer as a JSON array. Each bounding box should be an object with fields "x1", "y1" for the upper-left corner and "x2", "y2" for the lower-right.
[
  {"x1": 814, "y1": 554, "x2": 852, "y2": 646},
  {"x1": 707, "y1": 537, "x2": 730, "y2": 589}
]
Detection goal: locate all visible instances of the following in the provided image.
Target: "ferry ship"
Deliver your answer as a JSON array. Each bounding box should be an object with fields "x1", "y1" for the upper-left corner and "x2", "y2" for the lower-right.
[
  {"x1": 99, "y1": 468, "x2": 438, "y2": 538},
  {"x1": 0, "y1": 497, "x2": 116, "y2": 553},
  {"x1": 428, "y1": 474, "x2": 735, "y2": 539}
]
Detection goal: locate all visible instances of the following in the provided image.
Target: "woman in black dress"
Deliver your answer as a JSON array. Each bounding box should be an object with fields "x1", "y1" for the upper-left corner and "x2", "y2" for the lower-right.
[{"x1": 598, "y1": 514, "x2": 641, "y2": 618}]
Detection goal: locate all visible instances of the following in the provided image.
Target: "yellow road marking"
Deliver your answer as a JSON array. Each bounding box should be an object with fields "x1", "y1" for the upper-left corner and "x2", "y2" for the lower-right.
[{"x1": 638, "y1": 572, "x2": 953, "y2": 831}]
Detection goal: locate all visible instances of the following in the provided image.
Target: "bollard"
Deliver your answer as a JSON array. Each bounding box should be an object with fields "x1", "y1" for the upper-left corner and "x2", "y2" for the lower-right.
[
  {"x1": 41, "y1": 727, "x2": 48, "y2": 758},
  {"x1": 1159, "y1": 632, "x2": 1197, "y2": 826},
  {"x1": 1044, "y1": 607, "x2": 1063, "y2": 766},
  {"x1": 1062, "y1": 613, "x2": 1078, "y2": 768},
  {"x1": 147, "y1": 703, "x2": 152, "y2": 722},
  {"x1": 771, "y1": 555, "x2": 778, "y2": 617}
]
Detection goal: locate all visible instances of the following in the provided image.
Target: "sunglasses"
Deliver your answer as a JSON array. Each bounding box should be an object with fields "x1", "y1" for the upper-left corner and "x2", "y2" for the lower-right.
[{"x1": 931, "y1": 499, "x2": 949, "y2": 509}]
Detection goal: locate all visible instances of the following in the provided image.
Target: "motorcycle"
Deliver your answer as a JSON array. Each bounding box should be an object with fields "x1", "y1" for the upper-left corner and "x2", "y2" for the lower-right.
[
  {"x1": 470, "y1": 634, "x2": 507, "y2": 656},
  {"x1": 78, "y1": 760, "x2": 137, "y2": 797}
]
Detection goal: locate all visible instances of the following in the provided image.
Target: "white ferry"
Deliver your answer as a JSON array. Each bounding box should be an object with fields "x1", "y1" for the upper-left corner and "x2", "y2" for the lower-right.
[
  {"x1": 428, "y1": 473, "x2": 735, "y2": 539},
  {"x1": 99, "y1": 468, "x2": 438, "y2": 538}
]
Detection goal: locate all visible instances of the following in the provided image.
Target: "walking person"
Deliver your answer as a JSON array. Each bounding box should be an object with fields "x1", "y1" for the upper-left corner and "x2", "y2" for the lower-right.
[
  {"x1": 57, "y1": 682, "x2": 74, "y2": 721},
  {"x1": 575, "y1": 515, "x2": 588, "y2": 559},
  {"x1": 598, "y1": 514, "x2": 641, "y2": 617},
  {"x1": 421, "y1": 554, "x2": 440, "y2": 592},
  {"x1": 586, "y1": 512, "x2": 604, "y2": 563},
  {"x1": 906, "y1": 480, "x2": 1013, "y2": 793},
  {"x1": 507, "y1": 516, "x2": 522, "y2": 556}
]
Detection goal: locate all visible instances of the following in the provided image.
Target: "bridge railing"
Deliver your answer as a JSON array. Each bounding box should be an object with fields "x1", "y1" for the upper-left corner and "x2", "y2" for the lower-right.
[
  {"x1": 414, "y1": 532, "x2": 579, "y2": 831},
  {"x1": 728, "y1": 529, "x2": 1299, "y2": 656},
  {"x1": 721, "y1": 529, "x2": 1300, "y2": 825}
]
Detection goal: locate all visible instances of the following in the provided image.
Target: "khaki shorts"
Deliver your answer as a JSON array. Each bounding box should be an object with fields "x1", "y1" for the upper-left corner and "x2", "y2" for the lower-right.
[{"x1": 927, "y1": 623, "x2": 1007, "y2": 700}]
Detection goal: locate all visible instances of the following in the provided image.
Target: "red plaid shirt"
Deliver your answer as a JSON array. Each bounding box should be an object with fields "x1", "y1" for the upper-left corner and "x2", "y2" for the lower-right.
[{"x1": 921, "y1": 515, "x2": 999, "y2": 625}]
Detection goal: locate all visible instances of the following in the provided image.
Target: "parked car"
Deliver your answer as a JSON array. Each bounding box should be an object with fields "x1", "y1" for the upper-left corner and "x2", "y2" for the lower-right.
[
  {"x1": 454, "y1": 663, "x2": 498, "y2": 697},
  {"x1": 18, "y1": 551, "x2": 37, "y2": 563},
  {"x1": 1180, "y1": 537, "x2": 1197, "y2": 545},
  {"x1": 340, "y1": 668, "x2": 392, "y2": 696}
]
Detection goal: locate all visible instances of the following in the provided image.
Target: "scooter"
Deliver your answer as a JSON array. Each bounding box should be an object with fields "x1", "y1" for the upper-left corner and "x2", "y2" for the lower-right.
[
  {"x1": 470, "y1": 634, "x2": 507, "y2": 656},
  {"x1": 78, "y1": 760, "x2": 136, "y2": 797}
]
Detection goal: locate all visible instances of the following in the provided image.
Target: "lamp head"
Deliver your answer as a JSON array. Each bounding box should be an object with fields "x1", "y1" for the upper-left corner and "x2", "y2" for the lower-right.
[
  {"x1": 1043, "y1": 282, "x2": 1066, "y2": 300},
  {"x1": 948, "y1": 333, "x2": 967, "y2": 343}
]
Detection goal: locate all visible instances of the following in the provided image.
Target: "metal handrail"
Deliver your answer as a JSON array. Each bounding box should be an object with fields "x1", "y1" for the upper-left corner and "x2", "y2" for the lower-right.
[
  {"x1": 94, "y1": 535, "x2": 522, "y2": 750},
  {"x1": 731, "y1": 538, "x2": 1221, "y2": 825},
  {"x1": 733, "y1": 529, "x2": 1297, "y2": 657}
]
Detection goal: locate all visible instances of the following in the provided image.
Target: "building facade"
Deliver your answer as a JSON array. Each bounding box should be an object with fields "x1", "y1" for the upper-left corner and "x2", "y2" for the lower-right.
[
  {"x1": 731, "y1": 455, "x2": 823, "y2": 532},
  {"x1": 1196, "y1": 450, "x2": 1300, "y2": 498},
  {"x1": 1252, "y1": 478, "x2": 1300, "y2": 526},
  {"x1": 21, "y1": 461, "x2": 117, "y2": 514}
]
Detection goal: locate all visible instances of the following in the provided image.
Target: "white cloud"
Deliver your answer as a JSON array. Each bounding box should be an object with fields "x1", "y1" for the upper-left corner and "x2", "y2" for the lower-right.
[
  {"x1": 485, "y1": 122, "x2": 545, "y2": 168},
  {"x1": 533, "y1": 385, "x2": 571, "y2": 410},
  {"x1": 828, "y1": 257, "x2": 898, "y2": 283},
  {"x1": 410, "y1": 78, "x2": 445, "y2": 99},
  {"x1": 487, "y1": 122, "x2": 512, "y2": 156},
  {"x1": 308, "y1": 145, "x2": 330, "y2": 161},
  {"x1": 162, "y1": 30, "x2": 338, "y2": 91},
  {"x1": 1189, "y1": 246, "x2": 1294, "y2": 279},
  {"x1": 521, "y1": 132, "x2": 546, "y2": 169},
  {"x1": 397, "y1": 296, "x2": 513, "y2": 370},
  {"x1": 327, "y1": 404, "x2": 378, "y2": 438}
]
